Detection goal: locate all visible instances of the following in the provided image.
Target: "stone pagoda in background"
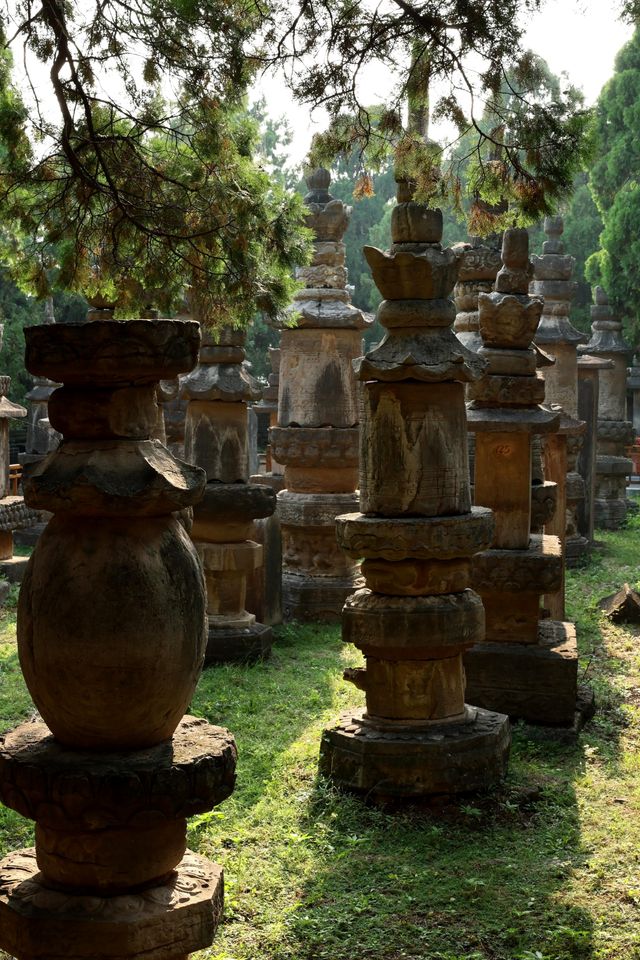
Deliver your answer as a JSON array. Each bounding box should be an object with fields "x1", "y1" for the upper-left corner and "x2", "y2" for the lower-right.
[
  {"x1": 0, "y1": 317, "x2": 236, "y2": 960},
  {"x1": 182, "y1": 325, "x2": 277, "y2": 662},
  {"x1": 20, "y1": 297, "x2": 60, "y2": 480},
  {"x1": 464, "y1": 228, "x2": 579, "y2": 726},
  {"x1": 320, "y1": 179, "x2": 510, "y2": 801},
  {"x1": 271, "y1": 169, "x2": 370, "y2": 621},
  {"x1": 578, "y1": 287, "x2": 634, "y2": 529},
  {"x1": 531, "y1": 216, "x2": 588, "y2": 564}
]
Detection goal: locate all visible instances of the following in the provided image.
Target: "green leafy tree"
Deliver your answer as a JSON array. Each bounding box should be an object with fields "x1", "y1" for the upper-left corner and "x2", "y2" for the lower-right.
[{"x1": 587, "y1": 26, "x2": 640, "y2": 342}]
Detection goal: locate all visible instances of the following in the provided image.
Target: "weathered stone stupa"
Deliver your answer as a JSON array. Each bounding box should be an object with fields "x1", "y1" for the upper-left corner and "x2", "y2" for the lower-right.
[
  {"x1": 531, "y1": 216, "x2": 588, "y2": 564},
  {"x1": 464, "y1": 229, "x2": 578, "y2": 726},
  {"x1": 0, "y1": 318, "x2": 237, "y2": 960},
  {"x1": 578, "y1": 287, "x2": 634, "y2": 529},
  {"x1": 270, "y1": 169, "x2": 370, "y2": 622},
  {"x1": 320, "y1": 181, "x2": 511, "y2": 800},
  {"x1": 182, "y1": 325, "x2": 276, "y2": 662},
  {"x1": 577, "y1": 354, "x2": 615, "y2": 544}
]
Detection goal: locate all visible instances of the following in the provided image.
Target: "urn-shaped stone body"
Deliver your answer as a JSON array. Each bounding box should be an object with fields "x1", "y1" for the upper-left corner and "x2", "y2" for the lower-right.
[{"x1": 17, "y1": 320, "x2": 207, "y2": 750}]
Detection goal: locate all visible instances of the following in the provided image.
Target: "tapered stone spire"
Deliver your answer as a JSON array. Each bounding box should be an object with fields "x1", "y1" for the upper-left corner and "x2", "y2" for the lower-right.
[{"x1": 319, "y1": 179, "x2": 511, "y2": 801}]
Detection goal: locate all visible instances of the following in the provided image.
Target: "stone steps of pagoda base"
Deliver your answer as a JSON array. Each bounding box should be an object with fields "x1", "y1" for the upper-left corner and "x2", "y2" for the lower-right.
[{"x1": 463, "y1": 620, "x2": 578, "y2": 726}]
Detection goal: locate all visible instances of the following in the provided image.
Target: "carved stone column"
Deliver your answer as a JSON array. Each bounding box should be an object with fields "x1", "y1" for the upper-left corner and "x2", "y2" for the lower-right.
[
  {"x1": 0, "y1": 318, "x2": 237, "y2": 960},
  {"x1": 319, "y1": 184, "x2": 511, "y2": 801},
  {"x1": 182, "y1": 326, "x2": 276, "y2": 662},
  {"x1": 464, "y1": 229, "x2": 579, "y2": 726},
  {"x1": 578, "y1": 287, "x2": 634, "y2": 529},
  {"x1": 271, "y1": 169, "x2": 370, "y2": 622},
  {"x1": 531, "y1": 216, "x2": 588, "y2": 565}
]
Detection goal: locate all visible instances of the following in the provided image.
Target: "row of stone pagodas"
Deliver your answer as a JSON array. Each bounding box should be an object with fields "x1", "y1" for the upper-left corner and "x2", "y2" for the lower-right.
[
  {"x1": 0, "y1": 317, "x2": 237, "y2": 960},
  {"x1": 531, "y1": 216, "x2": 588, "y2": 576},
  {"x1": 320, "y1": 180, "x2": 511, "y2": 801},
  {"x1": 463, "y1": 228, "x2": 579, "y2": 726},
  {"x1": 181, "y1": 324, "x2": 277, "y2": 663},
  {"x1": 578, "y1": 287, "x2": 634, "y2": 528},
  {"x1": 270, "y1": 169, "x2": 369, "y2": 622}
]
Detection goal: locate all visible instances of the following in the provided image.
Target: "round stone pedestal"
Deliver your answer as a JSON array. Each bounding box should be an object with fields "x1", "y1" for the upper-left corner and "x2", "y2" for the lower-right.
[
  {"x1": 320, "y1": 706, "x2": 510, "y2": 801},
  {"x1": 0, "y1": 848, "x2": 222, "y2": 960}
]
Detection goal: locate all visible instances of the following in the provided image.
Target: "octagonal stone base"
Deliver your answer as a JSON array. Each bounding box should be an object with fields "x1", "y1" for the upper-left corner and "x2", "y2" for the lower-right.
[
  {"x1": 205, "y1": 622, "x2": 272, "y2": 664},
  {"x1": 0, "y1": 849, "x2": 222, "y2": 960},
  {"x1": 319, "y1": 705, "x2": 510, "y2": 800},
  {"x1": 463, "y1": 620, "x2": 578, "y2": 725},
  {"x1": 282, "y1": 573, "x2": 357, "y2": 623}
]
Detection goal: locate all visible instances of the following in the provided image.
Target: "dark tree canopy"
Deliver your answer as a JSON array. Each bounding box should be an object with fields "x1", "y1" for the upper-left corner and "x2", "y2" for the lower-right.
[
  {"x1": 0, "y1": 1, "x2": 311, "y2": 324},
  {"x1": 0, "y1": 0, "x2": 614, "y2": 319}
]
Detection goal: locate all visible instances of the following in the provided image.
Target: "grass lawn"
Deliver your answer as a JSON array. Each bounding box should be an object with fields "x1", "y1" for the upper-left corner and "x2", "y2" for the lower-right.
[{"x1": 1, "y1": 517, "x2": 640, "y2": 960}]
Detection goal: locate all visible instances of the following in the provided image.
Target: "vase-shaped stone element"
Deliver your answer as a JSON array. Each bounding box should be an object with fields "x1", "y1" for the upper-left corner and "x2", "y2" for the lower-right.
[
  {"x1": 531, "y1": 216, "x2": 588, "y2": 568},
  {"x1": 464, "y1": 229, "x2": 580, "y2": 726},
  {"x1": 578, "y1": 288, "x2": 634, "y2": 529},
  {"x1": 271, "y1": 168, "x2": 371, "y2": 622},
  {"x1": 0, "y1": 318, "x2": 238, "y2": 960},
  {"x1": 182, "y1": 326, "x2": 276, "y2": 663},
  {"x1": 319, "y1": 183, "x2": 511, "y2": 801}
]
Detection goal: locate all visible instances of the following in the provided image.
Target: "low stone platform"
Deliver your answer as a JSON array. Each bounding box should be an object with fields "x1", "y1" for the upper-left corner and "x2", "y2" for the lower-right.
[
  {"x1": 205, "y1": 622, "x2": 272, "y2": 664},
  {"x1": 463, "y1": 620, "x2": 578, "y2": 725},
  {"x1": 319, "y1": 705, "x2": 511, "y2": 800},
  {"x1": 282, "y1": 573, "x2": 358, "y2": 623}
]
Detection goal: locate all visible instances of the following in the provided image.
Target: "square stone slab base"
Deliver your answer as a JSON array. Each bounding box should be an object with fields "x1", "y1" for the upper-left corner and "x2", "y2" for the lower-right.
[
  {"x1": 205, "y1": 622, "x2": 272, "y2": 665},
  {"x1": 0, "y1": 556, "x2": 29, "y2": 584},
  {"x1": 319, "y1": 705, "x2": 511, "y2": 801},
  {"x1": 282, "y1": 574, "x2": 356, "y2": 623},
  {"x1": 0, "y1": 849, "x2": 222, "y2": 960},
  {"x1": 463, "y1": 620, "x2": 578, "y2": 725}
]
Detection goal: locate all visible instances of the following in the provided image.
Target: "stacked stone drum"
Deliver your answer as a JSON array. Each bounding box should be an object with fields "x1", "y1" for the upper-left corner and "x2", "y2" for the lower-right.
[
  {"x1": 320, "y1": 181, "x2": 511, "y2": 800},
  {"x1": 464, "y1": 229, "x2": 579, "y2": 726},
  {"x1": 0, "y1": 319, "x2": 237, "y2": 960},
  {"x1": 182, "y1": 326, "x2": 276, "y2": 663},
  {"x1": 271, "y1": 169, "x2": 369, "y2": 622},
  {"x1": 578, "y1": 287, "x2": 634, "y2": 529}
]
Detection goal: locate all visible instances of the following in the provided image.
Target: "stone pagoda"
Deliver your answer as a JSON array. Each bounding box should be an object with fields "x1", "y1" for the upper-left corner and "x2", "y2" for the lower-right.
[
  {"x1": 20, "y1": 297, "x2": 60, "y2": 480},
  {"x1": 270, "y1": 169, "x2": 370, "y2": 622},
  {"x1": 0, "y1": 318, "x2": 237, "y2": 960},
  {"x1": 464, "y1": 228, "x2": 579, "y2": 726},
  {"x1": 320, "y1": 181, "x2": 511, "y2": 801},
  {"x1": 181, "y1": 325, "x2": 276, "y2": 662},
  {"x1": 531, "y1": 216, "x2": 588, "y2": 565},
  {"x1": 578, "y1": 287, "x2": 634, "y2": 528}
]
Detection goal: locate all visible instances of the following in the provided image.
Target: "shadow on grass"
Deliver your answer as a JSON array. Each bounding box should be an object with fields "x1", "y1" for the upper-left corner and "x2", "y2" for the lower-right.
[
  {"x1": 283, "y1": 758, "x2": 594, "y2": 960},
  {"x1": 190, "y1": 621, "x2": 346, "y2": 808}
]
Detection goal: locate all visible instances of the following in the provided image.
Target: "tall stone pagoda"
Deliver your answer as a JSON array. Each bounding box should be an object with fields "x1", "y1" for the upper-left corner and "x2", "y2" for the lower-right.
[
  {"x1": 20, "y1": 297, "x2": 60, "y2": 479},
  {"x1": 181, "y1": 325, "x2": 277, "y2": 662},
  {"x1": 0, "y1": 318, "x2": 237, "y2": 960},
  {"x1": 464, "y1": 228, "x2": 579, "y2": 726},
  {"x1": 271, "y1": 169, "x2": 370, "y2": 622},
  {"x1": 578, "y1": 287, "x2": 634, "y2": 528},
  {"x1": 319, "y1": 180, "x2": 511, "y2": 800},
  {"x1": 531, "y1": 216, "x2": 588, "y2": 564}
]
